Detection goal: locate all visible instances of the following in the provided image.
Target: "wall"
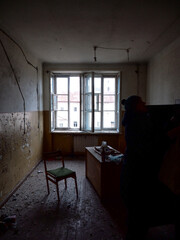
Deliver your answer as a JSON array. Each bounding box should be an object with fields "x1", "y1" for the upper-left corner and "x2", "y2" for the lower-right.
[
  {"x1": 43, "y1": 63, "x2": 147, "y2": 155},
  {"x1": 147, "y1": 36, "x2": 180, "y2": 105},
  {"x1": 0, "y1": 30, "x2": 43, "y2": 205}
]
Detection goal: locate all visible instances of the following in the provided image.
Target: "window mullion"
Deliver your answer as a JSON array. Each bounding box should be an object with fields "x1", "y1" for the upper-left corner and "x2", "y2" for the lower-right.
[
  {"x1": 50, "y1": 73, "x2": 55, "y2": 131},
  {"x1": 54, "y1": 110, "x2": 57, "y2": 128},
  {"x1": 80, "y1": 74, "x2": 82, "y2": 130},
  {"x1": 118, "y1": 72, "x2": 121, "y2": 132},
  {"x1": 54, "y1": 77, "x2": 57, "y2": 129},
  {"x1": 101, "y1": 76, "x2": 103, "y2": 130},
  {"x1": 68, "y1": 76, "x2": 70, "y2": 129},
  {"x1": 83, "y1": 74, "x2": 85, "y2": 130},
  {"x1": 115, "y1": 75, "x2": 117, "y2": 129},
  {"x1": 92, "y1": 72, "x2": 94, "y2": 132}
]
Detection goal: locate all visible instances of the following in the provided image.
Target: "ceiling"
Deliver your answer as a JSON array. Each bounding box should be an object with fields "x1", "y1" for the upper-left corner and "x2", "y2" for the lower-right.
[{"x1": 0, "y1": 0, "x2": 180, "y2": 64}]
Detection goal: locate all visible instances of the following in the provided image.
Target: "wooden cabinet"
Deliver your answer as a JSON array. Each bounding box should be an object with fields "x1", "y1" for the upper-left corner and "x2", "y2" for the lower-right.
[{"x1": 86, "y1": 147, "x2": 122, "y2": 202}]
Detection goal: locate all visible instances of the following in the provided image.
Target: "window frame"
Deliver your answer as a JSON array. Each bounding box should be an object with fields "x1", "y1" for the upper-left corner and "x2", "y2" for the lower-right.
[
  {"x1": 92, "y1": 74, "x2": 118, "y2": 132},
  {"x1": 51, "y1": 74, "x2": 81, "y2": 130},
  {"x1": 50, "y1": 71, "x2": 120, "y2": 133}
]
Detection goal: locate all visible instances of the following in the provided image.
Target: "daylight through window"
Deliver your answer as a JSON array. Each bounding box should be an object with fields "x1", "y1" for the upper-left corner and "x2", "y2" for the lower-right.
[{"x1": 50, "y1": 72, "x2": 120, "y2": 132}]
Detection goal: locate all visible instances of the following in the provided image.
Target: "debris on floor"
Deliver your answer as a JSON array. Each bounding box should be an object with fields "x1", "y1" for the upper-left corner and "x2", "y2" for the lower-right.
[
  {"x1": 0, "y1": 215, "x2": 17, "y2": 234},
  {"x1": 0, "y1": 159, "x2": 176, "y2": 240}
]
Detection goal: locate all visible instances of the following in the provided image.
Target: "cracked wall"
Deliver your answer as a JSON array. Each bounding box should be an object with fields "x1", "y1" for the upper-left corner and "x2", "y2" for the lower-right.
[{"x1": 0, "y1": 30, "x2": 43, "y2": 204}]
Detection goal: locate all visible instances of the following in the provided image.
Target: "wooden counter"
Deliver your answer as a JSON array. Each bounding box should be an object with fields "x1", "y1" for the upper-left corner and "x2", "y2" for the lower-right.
[{"x1": 85, "y1": 146, "x2": 122, "y2": 202}]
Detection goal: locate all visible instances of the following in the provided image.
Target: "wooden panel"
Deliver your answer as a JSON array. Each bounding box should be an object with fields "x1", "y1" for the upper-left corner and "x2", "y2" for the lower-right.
[
  {"x1": 74, "y1": 135, "x2": 98, "y2": 153},
  {"x1": 86, "y1": 147, "x2": 122, "y2": 201},
  {"x1": 43, "y1": 113, "x2": 123, "y2": 156},
  {"x1": 52, "y1": 133, "x2": 73, "y2": 155},
  {"x1": 86, "y1": 149, "x2": 101, "y2": 197}
]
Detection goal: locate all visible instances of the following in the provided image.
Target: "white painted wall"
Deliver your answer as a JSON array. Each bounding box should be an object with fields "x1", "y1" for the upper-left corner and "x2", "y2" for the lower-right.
[{"x1": 147, "y1": 36, "x2": 180, "y2": 105}]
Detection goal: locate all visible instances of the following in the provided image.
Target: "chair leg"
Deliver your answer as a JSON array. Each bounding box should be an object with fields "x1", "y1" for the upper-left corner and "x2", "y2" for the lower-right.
[
  {"x1": 56, "y1": 181, "x2": 60, "y2": 202},
  {"x1": 74, "y1": 174, "x2": 78, "y2": 198},
  {"x1": 64, "y1": 179, "x2": 67, "y2": 189},
  {"x1": 46, "y1": 176, "x2": 50, "y2": 194}
]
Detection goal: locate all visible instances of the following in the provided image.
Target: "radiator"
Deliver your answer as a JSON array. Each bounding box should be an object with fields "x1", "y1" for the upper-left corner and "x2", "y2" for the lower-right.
[{"x1": 74, "y1": 135, "x2": 98, "y2": 153}]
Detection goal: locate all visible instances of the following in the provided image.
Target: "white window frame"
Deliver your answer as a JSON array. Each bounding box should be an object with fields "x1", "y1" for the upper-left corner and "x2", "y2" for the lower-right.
[
  {"x1": 94, "y1": 74, "x2": 118, "y2": 132},
  {"x1": 50, "y1": 71, "x2": 120, "y2": 133}
]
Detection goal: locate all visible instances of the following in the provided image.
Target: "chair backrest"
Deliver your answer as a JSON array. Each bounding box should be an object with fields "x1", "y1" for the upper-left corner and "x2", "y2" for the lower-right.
[{"x1": 43, "y1": 150, "x2": 65, "y2": 173}]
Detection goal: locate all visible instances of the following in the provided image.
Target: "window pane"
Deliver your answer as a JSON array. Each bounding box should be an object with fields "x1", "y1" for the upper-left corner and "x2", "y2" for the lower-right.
[
  {"x1": 84, "y1": 112, "x2": 92, "y2": 130},
  {"x1": 50, "y1": 77, "x2": 54, "y2": 94},
  {"x1": 104, "y1": 102, "x2": 115, "y2": 111},
  {"x1": 103, "y1": 111, "x2": 115, "y2": 128},
  {"x1": 104, "y1": 77, "x2": 115, "y2": 94},
  {"x1": 53, "y1": 95, "x2": 57, "y2": 110},
  {"x1": 51, "y1": 95, "x2": 54, "y2": 110},
  {"x1": 56, "y1": 111, "x2": 68, "y2": 128},
  {"x1": 56, "y1": 77, "x2": 68, "y2": 94},
  {"x1": 53, "y1": 95, "x2": 68, "y2": 110},
  {"x1": 95, "y1": 112, "x2": 101, "y2": 129},
  {"x1": 56, "y1": 95, "x2": 68, "y2": 110},
  {"x1": 94, "y1": 94, "x2": 101, "y2": 111},
  {"x1": 70, "y1": 76, "x2": 80, "y2": 102},
  {"x1": 85, "y1": 94, "x2": 92, "y2": 111},
  {"x1": 103, "y1": 95, "x2": 115, "y2": 110},
  {"x1": 99, "y1": 94, "x2": 101, "y2": 111},
  {"x1": 84, "y1": 75, "x2": 92, "y2": 93},
  {"x1": 58, "y1": 95, "x2": 68, "y2": 102},
  {"x1": 94, "y1": 77, "x2": 101, "y2": 93},
  {"x1": 70, "y1": 103, "x2": 80, "y2": 128},
  {"x1": 57, "y1": 102, "x2": 68, "y2": 111}
]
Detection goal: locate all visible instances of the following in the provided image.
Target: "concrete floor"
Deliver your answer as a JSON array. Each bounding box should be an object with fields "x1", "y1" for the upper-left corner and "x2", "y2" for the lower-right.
[{"x1": 0, "y1": 158, "x2": 176, "y2": 240}]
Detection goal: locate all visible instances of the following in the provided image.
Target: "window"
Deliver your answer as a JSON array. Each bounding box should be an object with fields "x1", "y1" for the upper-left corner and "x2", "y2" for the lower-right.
[
  {"x1": 74, "y1": 121, "x2": 78, "y2": 127},
  {"x1": 50, "y1": 72, "x2": 120, "y2": 132},
  {"x1": 51, "y1": 75, "x2": 80, "y2": 130}
]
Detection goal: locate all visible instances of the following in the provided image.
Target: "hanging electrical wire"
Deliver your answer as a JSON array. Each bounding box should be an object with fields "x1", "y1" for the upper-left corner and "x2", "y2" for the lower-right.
[
  {"x1": 0, "y1": 28, "x2": 38, "y2": 71},
  {"x1": 0, "y1": 28, "x2": 40, "y2": 130},
  {"x1": 93, "y1": 46, "x2": 131, "y2": 62},
  {"x1": 127, "y1": 48, "x2": 130, "y2": 62},
  {"x1": 94, "y1": 46, "x2": 97, "y2": 62}
]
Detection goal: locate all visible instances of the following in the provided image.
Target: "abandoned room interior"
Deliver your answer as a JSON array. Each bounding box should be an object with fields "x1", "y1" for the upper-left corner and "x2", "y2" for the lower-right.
[{"x1": 0, "y1": 0, "x2": 180, "y2": 239}]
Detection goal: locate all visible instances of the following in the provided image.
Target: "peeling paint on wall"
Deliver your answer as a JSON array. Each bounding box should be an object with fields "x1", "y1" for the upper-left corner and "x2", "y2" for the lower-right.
[{"x1": 0, "y1": 111, "x2": 43, "y2": 204}]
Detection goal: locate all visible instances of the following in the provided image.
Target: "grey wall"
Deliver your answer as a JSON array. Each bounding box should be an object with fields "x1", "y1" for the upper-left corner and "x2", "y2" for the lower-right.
[
  {"x1": 147, "y1": 36, "x2": 180, "y2": 105},
  {"x1": 0, "y1": 30, "x2": 43, "y2": 204},
  {"x1": 0, "y1": 32, "x2": 43, "y2": 113}
]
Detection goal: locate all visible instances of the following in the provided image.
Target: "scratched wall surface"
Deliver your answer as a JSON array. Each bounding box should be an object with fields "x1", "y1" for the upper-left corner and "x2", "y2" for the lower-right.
[
  {"x1": 0, "y1": 30, "x2": 43, "y2": 204},
  {"x1": 0, "y1": 112, "x2": 43, "y2": 203}
]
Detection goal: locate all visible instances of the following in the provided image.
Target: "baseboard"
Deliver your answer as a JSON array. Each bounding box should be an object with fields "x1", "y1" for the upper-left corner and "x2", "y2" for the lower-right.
[{"x1": 0, "y1": 160, "x2": 42, "y2": 209}]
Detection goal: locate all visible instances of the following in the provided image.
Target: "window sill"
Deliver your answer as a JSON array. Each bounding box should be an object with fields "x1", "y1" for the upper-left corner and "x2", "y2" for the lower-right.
[{"x1": 51, "y1": 130, "x2": 120, "y2": 135}]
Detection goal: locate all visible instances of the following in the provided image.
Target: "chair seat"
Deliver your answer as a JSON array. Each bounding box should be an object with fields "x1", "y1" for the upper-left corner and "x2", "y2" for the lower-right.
[
  {"x1": 47, "y1": 167, "x2": 75, "y2": 178},
  {"x1": 43, "y1": 151, "x2": 78, "y2": 201}
]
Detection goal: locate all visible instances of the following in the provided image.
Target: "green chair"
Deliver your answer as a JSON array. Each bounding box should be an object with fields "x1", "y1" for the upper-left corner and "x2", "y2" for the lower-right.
[{"x1": 43, "y1": 150, "x2": 78, "y2": 201}]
